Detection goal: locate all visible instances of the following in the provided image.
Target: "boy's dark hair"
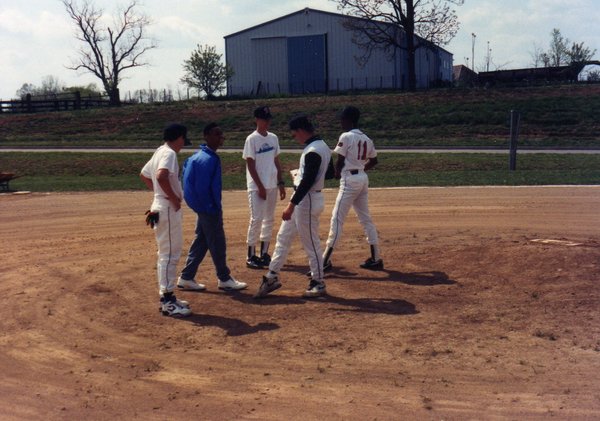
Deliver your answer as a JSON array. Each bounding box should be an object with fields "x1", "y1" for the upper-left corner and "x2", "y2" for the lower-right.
[
  {"x1": 203, "y1": 122, "x2": 219, "y2": 136},
  {"x1": 340, "y1": 106, "x2": 360, "y2": 125},
  {"x1": 288, "y1": 114, "x2": 314, "y2": 132},
  {"x1": 163, "y1": 123, "x2": 188, "y2": 143}
]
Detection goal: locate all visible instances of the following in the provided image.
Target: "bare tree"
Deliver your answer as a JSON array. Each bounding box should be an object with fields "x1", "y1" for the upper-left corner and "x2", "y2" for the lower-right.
[
  {"x1": 568, "y1": 42, "x2": 596, "y2": 64},
  {"x1": 548, "y1": 28, "x2": 570, "y2": 67},
  {"x1": 333, "y1": 0, "x2": 463, "y2": 91},
  {"x1": 15, "y1": 76, "x2": 66, "y2": 99},
  {"x1": 529, "y1": 42, "x2": 544, "y2": 68},
  {"x1": 181, "y1": 45, "x2": 234, "y2": 99},
  {"x1": 62, "y1": 0, "x2": 156, "y2": 106}
]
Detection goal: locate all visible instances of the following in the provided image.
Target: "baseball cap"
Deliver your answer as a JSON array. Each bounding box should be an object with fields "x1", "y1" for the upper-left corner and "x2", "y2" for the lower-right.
[
  {"x1": 163, "y1": 123, "x2": 191, "y2": 145},
  {"x1": 254, "y1": 105, "x2": 272, "y2": 120}
]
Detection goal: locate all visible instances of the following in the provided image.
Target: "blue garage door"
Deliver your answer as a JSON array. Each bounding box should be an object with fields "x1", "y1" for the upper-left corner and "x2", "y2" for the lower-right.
[{"x1": 287, "y1": 35, "x2": 327, "y2": 94}]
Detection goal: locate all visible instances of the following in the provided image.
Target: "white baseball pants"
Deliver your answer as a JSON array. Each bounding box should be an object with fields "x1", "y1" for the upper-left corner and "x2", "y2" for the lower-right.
[
  {"x1": 326, "y1": 171, "x2": 378, "y2": 249},
  {"x1": 269, "y1": 191, "x2": 326, "y2": 281},
  {"x1": 152, "y1": 200, "x2": 183, "y2": 295},
  {"x1": 246, "y1": 187, "x2": 278, "y2": 246}
]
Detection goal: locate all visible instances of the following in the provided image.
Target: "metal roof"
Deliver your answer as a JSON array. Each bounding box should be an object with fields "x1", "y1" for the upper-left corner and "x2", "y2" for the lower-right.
[{"x1": 223, "y1": 7, "x2": 453, "y2": 55}]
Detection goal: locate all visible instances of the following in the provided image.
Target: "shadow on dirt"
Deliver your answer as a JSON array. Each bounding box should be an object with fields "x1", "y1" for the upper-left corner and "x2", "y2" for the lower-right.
[
  {"x1": 283, "y1": 264, "x2": 456, "y2": 286},
  {"x1": 368, "y1": 269, "x2": 456, "y2": 286},
  {"x1": 226, "y1": 291, "x2": 417, "y2": 316},
  {"x1": 182, "y1": 313, "x2": 279, "y2": 337},
  {"x1": 325, "y1": 295, "x2": 417, "y2": 315}
]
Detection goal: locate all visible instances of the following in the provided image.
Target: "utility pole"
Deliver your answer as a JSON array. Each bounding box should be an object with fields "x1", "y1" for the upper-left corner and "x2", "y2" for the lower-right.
[
  {"x1": 471, "y1": 33, "x2": 476, "y2": 70},
  {"x1": 486, "y1": 41, "x2": 491, "y2": 72}
]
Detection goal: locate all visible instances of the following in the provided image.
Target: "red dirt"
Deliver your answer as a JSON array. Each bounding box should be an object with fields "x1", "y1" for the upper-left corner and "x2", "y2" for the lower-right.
[{"x1": 1, "y1": 186, "x2": 599, "y2": 420}]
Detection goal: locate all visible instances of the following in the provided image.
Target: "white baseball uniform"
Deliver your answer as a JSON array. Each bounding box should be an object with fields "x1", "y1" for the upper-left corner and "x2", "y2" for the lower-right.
[
  {"x1": 141, "y1": 144, "x2": 184, "y2": 295},
  {"x1": 269, "y1": 137, "x2": 332, "y2": 282},
  {"x1": 242, "y1": 130, "x2": 281, "y2": 249},
  {"x1": 326, "y1": 129, "x2": 379, "y2": 251}
]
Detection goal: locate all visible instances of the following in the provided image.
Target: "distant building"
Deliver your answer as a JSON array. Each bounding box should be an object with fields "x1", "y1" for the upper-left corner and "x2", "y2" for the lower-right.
[
  {"x1": 452, "y1": 64, "x2": 478, "y2": 87},
  {"x1": 224, "y1": 8, "x2": 453, "y2": 96},
  {"x1": 477, "y1": 65, "x2": 587, "y2": 86}
]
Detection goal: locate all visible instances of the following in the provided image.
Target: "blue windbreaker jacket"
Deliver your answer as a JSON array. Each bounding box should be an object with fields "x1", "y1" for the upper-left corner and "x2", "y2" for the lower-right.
[{"x1": 182, "y1": 144, "x2": 222, "y2": 215}]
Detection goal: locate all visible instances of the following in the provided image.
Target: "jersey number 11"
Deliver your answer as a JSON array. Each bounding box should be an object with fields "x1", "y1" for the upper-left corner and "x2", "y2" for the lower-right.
[{"x1": 357, "y1": 141, "x2": 367, "y2": 160}]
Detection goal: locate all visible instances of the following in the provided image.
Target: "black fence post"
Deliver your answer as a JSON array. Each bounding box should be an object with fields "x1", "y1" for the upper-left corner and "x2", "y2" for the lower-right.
[
  {"x1": 26, "y1": 94, "x2": 32, "y2": 113},
  {"x1": 74, "y1": 91, "x2": 81, "y2": 110},
  {"x1": 509, "y1": 110, "x2": 521, "y2": 171}
]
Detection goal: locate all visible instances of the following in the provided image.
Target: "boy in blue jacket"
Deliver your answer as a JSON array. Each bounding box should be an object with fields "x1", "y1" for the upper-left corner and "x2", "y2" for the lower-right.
[{"x1": 177, "y1": 122, "x2": 247, "y2": 292}]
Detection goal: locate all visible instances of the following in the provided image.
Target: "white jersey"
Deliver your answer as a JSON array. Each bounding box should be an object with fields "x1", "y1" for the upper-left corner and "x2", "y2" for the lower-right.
[
  {"x1": 141, "y1": 144, "x2": 183, "y2": 205},
  {"x1": 295, "y1": 138, "x2": 331, "y2": 192},
  {"x1": 242, "y1": 130, "x2": 280, "y2": 191},
  {"x1": 334, "y1": 129, "x2": 377, "y2": 173}
]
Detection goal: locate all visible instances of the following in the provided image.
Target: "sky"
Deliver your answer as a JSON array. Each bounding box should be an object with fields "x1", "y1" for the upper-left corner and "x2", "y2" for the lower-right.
[{"x1": 1, "y1": 0, "x2": 598, "y2": 100}]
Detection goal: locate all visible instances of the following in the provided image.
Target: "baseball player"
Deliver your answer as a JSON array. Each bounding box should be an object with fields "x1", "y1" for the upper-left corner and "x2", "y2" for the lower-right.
[
  {"x1": 321, "y1": 106, "x2": 383, "y2": 272},
  {"x1": 140, "y1": 123, "x2": 192, "y2": 317},
  {"x1": 178, "y1": 122, "x2": 247, "y2": 292},
  {"x1": 255, "y1": 114, "x2": 334, "y2": 299},
  {"x1": 243, "y1": 106, "x2": 286, "y2": 269}
]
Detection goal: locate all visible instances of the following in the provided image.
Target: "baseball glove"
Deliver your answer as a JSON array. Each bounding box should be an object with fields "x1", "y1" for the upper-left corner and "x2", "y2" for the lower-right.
[{"x1": 145, "y1": 210, "x2": 159, "y2": 228}]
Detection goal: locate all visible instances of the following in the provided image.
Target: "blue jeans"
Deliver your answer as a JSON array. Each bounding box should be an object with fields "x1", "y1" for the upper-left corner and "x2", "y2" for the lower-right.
[{"x1": 181, "y1": 212, "x2": 231, "y2": 282}]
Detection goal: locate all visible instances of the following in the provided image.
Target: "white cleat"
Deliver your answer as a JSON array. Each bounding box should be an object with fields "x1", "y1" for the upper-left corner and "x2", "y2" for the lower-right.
[
  {"x1": 160, "y1": 297, "x2": 192, "y2": 317},
  {"x1": 177, "y1": 277, "x2": 207, "y2": 291},
  {"x1": 218, "y1": 276, "x2": 248, "y2": 291},
  {"x1": 254, "y1": 275, "x2": 282, "y2": 299},
  {"x1": 303, "y1": 279, "x2": 326, "y2": 298}
]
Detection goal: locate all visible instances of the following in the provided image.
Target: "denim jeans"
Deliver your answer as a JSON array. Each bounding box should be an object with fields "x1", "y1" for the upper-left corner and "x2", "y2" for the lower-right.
[{"x1": 181, "y1": 212, "x2": 231, "y2": 282}]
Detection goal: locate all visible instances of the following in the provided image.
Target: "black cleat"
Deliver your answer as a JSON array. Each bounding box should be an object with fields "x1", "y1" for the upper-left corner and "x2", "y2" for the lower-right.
[
  {"x1": 259, "y1": 253, "x2": 271, "y2": 267},
  {"x1": 360, "y1": 258, "x2": 384, "y2": 270},
  {"x1": 246, "y1": 255, "x2": 264, "y2": 269}
]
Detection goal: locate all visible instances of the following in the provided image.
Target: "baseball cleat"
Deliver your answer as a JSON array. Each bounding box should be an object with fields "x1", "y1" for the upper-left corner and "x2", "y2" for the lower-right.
[
  {"x1": 160, "y1": 297, "x2": 192, "y2": 317},
  {"x1": 360, "y1": 258, "x2": 384, "y2": 270},
  {"x1": 158, "y1": 297, "x2": 189, "y2": 311},
  {"x1": 254, "y1": 275, "x2": 282, "y2": 299},
  {"x1": 246, "y1": 255, "x2": 264, "y2": 269},
  {"x1": 218, "y1": 276, "x2": 248, "y2": 291},
  {"x1": 177, "y1": 277, "x2": 207, "y2": 291},
  {"x1": 259, "y1": 253, "x2": 271, "y2": 267},
  {"x1": 303, "y1": 279, "x2": 327, "y2": 298}
]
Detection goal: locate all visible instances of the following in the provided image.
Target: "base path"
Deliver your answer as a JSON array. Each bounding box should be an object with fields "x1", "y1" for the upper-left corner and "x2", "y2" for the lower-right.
[{"x1": 1, "y1": 186, "x2": 599, "y2": 420}]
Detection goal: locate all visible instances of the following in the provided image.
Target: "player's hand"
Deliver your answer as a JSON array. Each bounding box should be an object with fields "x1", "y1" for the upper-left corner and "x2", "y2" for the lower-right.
[
  {"x1": 258, "y1": 186, "x2": 267, "y2": 200},
  {"x1": 282, "y1": 203, "x2": 295, "y2": 220},
  {"x1": 278, "y1": 185, "x2": 286, "y2": 200},
  {"x1": 171, "y1": 196, "x2": 182, "y2": 211}
]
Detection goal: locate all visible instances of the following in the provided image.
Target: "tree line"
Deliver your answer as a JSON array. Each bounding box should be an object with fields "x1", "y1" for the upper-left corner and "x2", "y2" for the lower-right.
[{"x1": 531, "y1": 28, "x2": 596, "y2": 68}]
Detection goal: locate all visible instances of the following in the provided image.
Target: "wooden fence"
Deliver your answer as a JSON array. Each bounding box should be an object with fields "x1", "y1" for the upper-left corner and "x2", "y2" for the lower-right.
[{"x1": 0, "y1": 92, "x2": 113, "y2": 114}]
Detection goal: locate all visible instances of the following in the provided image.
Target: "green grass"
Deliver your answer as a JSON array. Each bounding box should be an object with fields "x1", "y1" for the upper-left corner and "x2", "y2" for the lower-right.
[
  {"x1": 1, "y1": 84, "x2": 599, "y2": 148},
  {"x1": 2, "y1": 152, "x2": 599, "y2": 192}
]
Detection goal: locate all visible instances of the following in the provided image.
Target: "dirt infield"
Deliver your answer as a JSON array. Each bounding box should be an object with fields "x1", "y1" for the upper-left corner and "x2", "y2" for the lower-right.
[{"x1": 1, "y1": 187, "x2": 599, "y2": 420}]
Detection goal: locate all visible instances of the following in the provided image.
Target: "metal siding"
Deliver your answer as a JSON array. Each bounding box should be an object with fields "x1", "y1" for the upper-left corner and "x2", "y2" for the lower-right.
[{"x1": 251, "y1": 38, "x2": 288, "y2": 95}]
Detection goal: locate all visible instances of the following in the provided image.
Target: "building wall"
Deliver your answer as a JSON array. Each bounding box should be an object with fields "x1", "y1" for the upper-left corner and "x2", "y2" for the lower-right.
[{"x1": 225, "y1": 9, "x2": 452, "y2": 95}]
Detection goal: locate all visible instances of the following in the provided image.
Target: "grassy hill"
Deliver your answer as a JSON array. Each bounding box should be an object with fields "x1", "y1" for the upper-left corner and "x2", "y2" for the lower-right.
[{"x1": 1, "y1": 84, "x2": 599, "y2": 149}]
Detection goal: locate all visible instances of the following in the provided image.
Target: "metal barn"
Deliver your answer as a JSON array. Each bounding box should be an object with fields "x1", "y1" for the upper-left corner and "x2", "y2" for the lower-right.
[{"x1": 224, "y1": 8, "x2": 453, "y2": 96}]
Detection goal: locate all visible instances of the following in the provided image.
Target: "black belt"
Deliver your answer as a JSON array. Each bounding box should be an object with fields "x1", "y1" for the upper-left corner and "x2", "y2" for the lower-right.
[
  {"x1": 293, "y1": 186, "x2": 321, "y2": 192},
  {"x1": 350, "y1": 169, "x2": 359, "y2": 175}
]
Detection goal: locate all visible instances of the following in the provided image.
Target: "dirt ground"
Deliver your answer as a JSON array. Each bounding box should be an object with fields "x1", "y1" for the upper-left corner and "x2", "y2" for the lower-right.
[{"x1": 1, "y1": 186, "x2": 599, "y2": 420}]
